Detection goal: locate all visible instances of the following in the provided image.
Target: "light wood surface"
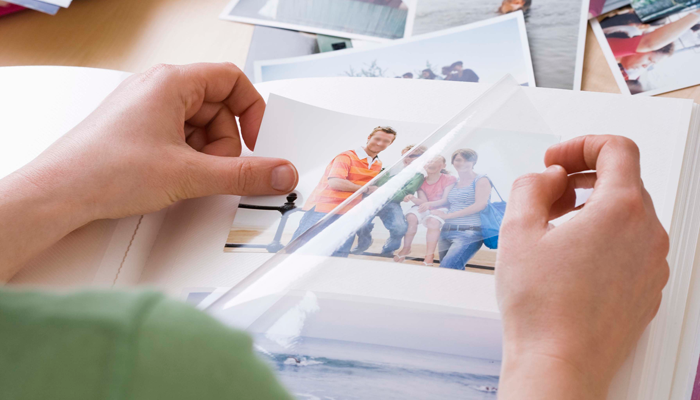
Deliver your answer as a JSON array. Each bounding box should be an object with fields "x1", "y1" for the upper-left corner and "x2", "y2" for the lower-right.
[{"x1": 0, "y1": 0, "x2": 698, "y2": 102}]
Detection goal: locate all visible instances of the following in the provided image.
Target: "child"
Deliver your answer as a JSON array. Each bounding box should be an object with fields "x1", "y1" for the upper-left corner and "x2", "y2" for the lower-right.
[{"x1": 394, "y1": 155, "x2": 456, "y2": 265}]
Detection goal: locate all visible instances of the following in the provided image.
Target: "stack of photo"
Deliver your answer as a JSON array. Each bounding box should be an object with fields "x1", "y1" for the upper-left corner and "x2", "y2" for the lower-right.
[{"x1": 222, "y1": 0, "x2": 590, "y2": 89}]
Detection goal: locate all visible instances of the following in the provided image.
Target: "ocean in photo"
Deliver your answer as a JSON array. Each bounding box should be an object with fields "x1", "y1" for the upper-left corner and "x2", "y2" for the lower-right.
[
  {"x1": 255, "y1": 336, "x2": 500, "y2": 400},
  {"x1": 413, "y1": 0, "x2": 583, "y2": 89}
]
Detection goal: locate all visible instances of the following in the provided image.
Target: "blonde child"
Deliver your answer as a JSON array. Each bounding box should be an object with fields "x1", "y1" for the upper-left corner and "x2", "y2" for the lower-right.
[{"x1": 394, "y1": 155, "x2": 456, "y2": 265}]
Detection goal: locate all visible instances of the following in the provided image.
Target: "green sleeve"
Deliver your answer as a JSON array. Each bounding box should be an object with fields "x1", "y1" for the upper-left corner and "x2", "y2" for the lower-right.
[
  {"x1": 0, "y1": 289, "x2": 292, "y2": 400},
  {"x1": 391, "y1": 173, "x2": 425, "y2": 203}
]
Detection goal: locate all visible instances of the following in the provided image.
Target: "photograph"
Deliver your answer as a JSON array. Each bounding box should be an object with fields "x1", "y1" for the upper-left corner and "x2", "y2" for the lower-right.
[
  {"x1": 254, "y1": 12, "x2": 535, "y2": 86},
  {"x1": 631, "y1": 0, "x2": 700, "y2": 22},
  {"x1": 244, "y1": 292, "x2": 503, "y2": 400},
  {"x1": 411, "y1": 0, "x2": 587, "y2": 90},
  {"x1": 591, "y1": 6, "x2": 700, "y2": 95},
  {"x1": 225, "y1": 94, "x2": 559, "y2": 272},
  {"x1": 221, "y1": 0, "x2": 416, "y2": 42}
]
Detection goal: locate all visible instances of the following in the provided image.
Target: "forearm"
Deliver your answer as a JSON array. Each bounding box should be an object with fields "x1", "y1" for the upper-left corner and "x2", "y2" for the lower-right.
[
  {"x1": 0, "y1": 170, "x2": 91, "y2": 282},
  {"x1": 327, "y1": 178, "x2": 362, "y2": 192},
  {"x1": 638, "y1": 13, "x2": 700, "y2": 52},
  {"x1": 444, "y1": 202, "x2": 487, "y2": 220}
]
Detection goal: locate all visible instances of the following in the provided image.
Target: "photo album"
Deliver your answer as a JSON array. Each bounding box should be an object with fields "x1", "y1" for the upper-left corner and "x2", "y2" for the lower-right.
[{"x1": 5, "y1": 65, "x2": 700, "y2": 400}]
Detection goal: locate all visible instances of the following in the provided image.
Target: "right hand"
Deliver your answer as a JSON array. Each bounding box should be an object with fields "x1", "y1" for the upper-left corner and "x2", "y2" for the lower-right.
[
  {"x1": 495, "y1": 135, "x2": 669, "y2": 399},
  {"x1": 418, "y1": 202, "x2": 431, "y2": 213},
  {"x1": 366, "y1": 185, "x2": 379, "y2": 195}
]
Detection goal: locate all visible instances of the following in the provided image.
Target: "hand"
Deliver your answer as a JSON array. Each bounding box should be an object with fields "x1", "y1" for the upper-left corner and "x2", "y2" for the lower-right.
[
  {"x1": 13, "y1": 63, "x2": 298, "y2": 221},
  {"x1": 366, "y1": 186, "x2": 379, "y2": 195},
  {"x1": 403, "y1": 194, "x2": 414, "y2": 202},
  {"x1": 430, "y1": 209, "x2": 446, "y2": 219},
  {"x1": 418, "y1": 202, "x2": 431, "y2": 213},
  {"x1": 0, "y1": 63, "x2": 298, "y2": 280},
  {"x1": 495, "y1": 136, "x2": 669, "y2": 399}
]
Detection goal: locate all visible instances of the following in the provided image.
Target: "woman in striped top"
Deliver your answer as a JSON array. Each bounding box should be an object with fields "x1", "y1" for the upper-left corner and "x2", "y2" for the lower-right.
[{"x1": 430, "y1": 149, "x2": 491, "y2": 270}]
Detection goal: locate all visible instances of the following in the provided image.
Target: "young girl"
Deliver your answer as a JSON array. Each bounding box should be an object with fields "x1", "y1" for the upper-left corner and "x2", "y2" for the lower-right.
[{"x1": 394, "y1": 155, "x2": 456, "y2": 265}]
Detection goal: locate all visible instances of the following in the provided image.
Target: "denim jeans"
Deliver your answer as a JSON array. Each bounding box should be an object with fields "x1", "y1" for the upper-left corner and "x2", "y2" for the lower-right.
[
  {"x1": 438, "y1": 229, "x2": 484, "y2": 270},
  {"x1": 290, "y1": 207, "x2": 354, "y2": 257},
  {"x1": 355, "y1": 202, "x2": 408, "y2": 255}
]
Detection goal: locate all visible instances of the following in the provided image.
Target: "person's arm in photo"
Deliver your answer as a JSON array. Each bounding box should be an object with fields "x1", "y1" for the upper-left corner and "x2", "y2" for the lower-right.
[
  {"x1": 420, "y1": 182, "x2": 456, "y2": 212},
  {"x1": 435, "y1": 178, "x2": 490, "y2": 219},
  {"x1": 636, "y1": 11, "x2": 700, "y2": 52},
  {"x1": 391, "y1": 173, "x2": 424, "y2": 203},
  {"x1": 410, "y1": 190, "x2": 429, "y2": 206},
  {"x1": 326, "y1": 154, "x2": 363, "y2": 193}
]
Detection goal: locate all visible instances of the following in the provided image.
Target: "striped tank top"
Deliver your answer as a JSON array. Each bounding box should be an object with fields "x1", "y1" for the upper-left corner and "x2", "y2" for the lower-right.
[{"x1": 445, "y1": 175, "x2": 489, "y2": 226}]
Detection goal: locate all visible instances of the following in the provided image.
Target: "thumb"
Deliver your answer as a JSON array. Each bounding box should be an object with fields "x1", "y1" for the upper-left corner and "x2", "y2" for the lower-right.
[
  {"x1": 503, "y1": 165, "x2": 568, "y2": 235},
  {"x1": 185, "y1": 153, "x2": 298, "y2": 198}
]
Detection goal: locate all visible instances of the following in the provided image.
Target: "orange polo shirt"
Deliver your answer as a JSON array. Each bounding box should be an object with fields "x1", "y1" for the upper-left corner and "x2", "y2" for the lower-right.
[{"x1": 303, "y1": 149, "x2": 382, "y2": 214}]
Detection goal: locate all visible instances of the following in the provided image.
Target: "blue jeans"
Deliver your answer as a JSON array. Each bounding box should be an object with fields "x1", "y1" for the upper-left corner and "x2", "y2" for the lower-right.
[
  {"x1": 355, "y1": 202, "x2": 408, "y2": 255},
  {"x1": 438, "y1": 229, "x2": 484, "y2": 270},
  {"x1": 291, "y1": 207, "x2": 354, "y2": 257}
]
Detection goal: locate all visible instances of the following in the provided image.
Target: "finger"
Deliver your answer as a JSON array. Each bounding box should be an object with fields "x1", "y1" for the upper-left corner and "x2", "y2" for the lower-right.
[
  {"x1": 184, "y1": 152, "x2": 298, "y2": 197},
  {"x1": 185, "y1": 126, "x2": 207, "y2": 152},
  {"x1": 143, "y1": 63, "x2": 265, "y2": 151},
  {"x1": 179, "y1": 63, "x2": 264, "y2": 151},
  {"x1": 189, "y1": 103, "x2": 243, "y2": 157},
  {"x1": 549, "y1": 172, "x2": 597, "y2": 220},
  {"x1": 503, "y1": 164, "x2": 568, "y2": 234},
  {"x1": 544, "y1": 135, "x2": 642, "y2": 192}
]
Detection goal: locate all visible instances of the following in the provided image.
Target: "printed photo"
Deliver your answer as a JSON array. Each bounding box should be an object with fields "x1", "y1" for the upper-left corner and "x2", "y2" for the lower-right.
[
  {"x1": 412, "y1": 0, "x2": 587, "y2": 89},
  {"x1": 254, "y1": 12, "x2": 535, "y2": 87},
  {"x1": 630, "y1": 0, "x2": 700, "y2": 22},
  {"x1": 248, "y1": 292, "x2": 502, "y2": 399},
  {"x1": 591, "y1": 7, "x2": 700, "y2": 95},
  {"x1": 221, "y1": 0, "x2": 416, "y2": 42},
  {"x1": 225, "y1": 94, "x2": 559, "y2": 272}
]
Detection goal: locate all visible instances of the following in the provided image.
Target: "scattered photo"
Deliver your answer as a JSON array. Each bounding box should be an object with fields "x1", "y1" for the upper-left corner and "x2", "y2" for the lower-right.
[
  {"x1": 226, "y1": 94, "x2": 558, "y2": 271},
  {"x1": 411, "y1": 0, "x2": 587, "y2": 89},
  {"x1": 591, "y1": 7, "x2": 700, "y2": 95},
  {"x1": 631, "y1": 0, "x2": 700, "y2": 22},
  {"x1": 254, "y1": 12, "x2": 535, "y2": 87},
  {"x1": 221, "y1": 0, "x2": 416, "y2": 42},
  {"x1": 243, "y1": 26, "x2": 320, "y2": 78},
  {"x1": 590, "y1": 0, "x2": 632, "y2": 18}
]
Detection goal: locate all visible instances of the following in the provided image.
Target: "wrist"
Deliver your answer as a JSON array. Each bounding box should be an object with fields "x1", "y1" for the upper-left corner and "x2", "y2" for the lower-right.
[{"x1": 499, "y1": 351, "x2": 607, "y2": 400}]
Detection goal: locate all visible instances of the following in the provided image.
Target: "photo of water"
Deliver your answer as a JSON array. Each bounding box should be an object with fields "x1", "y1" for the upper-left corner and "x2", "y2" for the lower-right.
[
  {"x1": 413, "y1": 0, "x2": 584, "y2": 89},
  {"x1": 256, "y1": 336, "x2": 500, "y2": 400}
]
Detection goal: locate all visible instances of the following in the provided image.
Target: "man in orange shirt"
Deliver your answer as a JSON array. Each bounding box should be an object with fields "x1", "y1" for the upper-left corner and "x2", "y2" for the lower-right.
[{"x1": 290, "y1": 126, "x2": 397, "y2": 256}]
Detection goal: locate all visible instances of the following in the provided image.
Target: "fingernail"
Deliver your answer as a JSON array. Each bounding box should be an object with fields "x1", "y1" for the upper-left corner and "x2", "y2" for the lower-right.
[{"x1": 271, "y1": 164, "x2": 297, "y2": 191}]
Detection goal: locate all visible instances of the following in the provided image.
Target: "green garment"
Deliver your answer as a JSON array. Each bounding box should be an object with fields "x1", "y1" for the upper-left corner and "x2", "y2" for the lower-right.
[
  {"x1": 375, "y1": 172, "x2": 425, "y2": 203},
  {"x1": 0, "y1": 289, "x2": 293, "y2": 400}
]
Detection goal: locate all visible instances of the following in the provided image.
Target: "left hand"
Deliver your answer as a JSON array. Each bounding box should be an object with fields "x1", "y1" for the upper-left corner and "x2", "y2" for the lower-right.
[
  {"x1": 403, "y1": 194, "x2": 414, "y2": 202},
  {"x1": 12, "y1": 63, "x2": 299, "y2": 222}
]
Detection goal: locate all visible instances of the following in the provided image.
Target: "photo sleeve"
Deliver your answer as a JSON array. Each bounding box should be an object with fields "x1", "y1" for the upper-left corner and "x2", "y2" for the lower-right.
[{"x1": 327, "y1": 154, "x2": 352, "y2": 180}]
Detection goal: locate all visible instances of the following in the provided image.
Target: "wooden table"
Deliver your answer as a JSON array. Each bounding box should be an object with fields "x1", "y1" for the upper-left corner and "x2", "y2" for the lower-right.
[{"x1": 0, "y1": 0, "x2": 699, "y2": 102}]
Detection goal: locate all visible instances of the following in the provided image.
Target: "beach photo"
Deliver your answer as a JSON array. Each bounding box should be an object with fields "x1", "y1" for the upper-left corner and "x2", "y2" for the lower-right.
[
  {"x1": 255, "y1": 12, "x2": 535, "y2": 86},
  {"x1": 221, "y1": 0, "x2": 416, "y2": 41},
  {"x1": 225, "y1": 94, "x2": 559, "y2": 272},
  {"x1": 248, "y1": 292, "x2": 502, "y2": 400},
  {"x1": 592, "y1": 7, "x2": 700, "y2": 95},
  {"x1": 412, "y1": 0, "x2": 587, "y2": 89}
]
